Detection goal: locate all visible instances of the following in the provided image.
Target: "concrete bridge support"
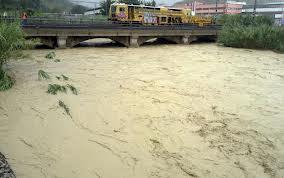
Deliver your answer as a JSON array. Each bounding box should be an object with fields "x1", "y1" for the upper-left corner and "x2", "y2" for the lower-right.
[
  {"x1": 57, "y1": 36, "x2": 67, "y2": 48},
  {"x1": 38, "y1": 35, "x2": 204, "y2": 48},
  {"x1": 110, "y1": 36, "x2": 195, "y2": 48},
  {"x1": 23, "y1": 24, "x2": 220, "y2": 48},
  {"x1": 160, "y1": 36, "x2": 198, "y2": 45},
  {"x1": 109, "y1": 36, "x2": 152, "y2": 47}
]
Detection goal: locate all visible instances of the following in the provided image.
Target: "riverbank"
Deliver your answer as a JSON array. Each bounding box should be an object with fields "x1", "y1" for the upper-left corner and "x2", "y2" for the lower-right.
[{"x1": 0, "y1": 43, "x2": 283, "y2": 178}]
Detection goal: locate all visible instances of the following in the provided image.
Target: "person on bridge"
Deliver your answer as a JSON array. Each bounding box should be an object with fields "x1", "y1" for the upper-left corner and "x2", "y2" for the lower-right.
[{"x1": 21, "y1": 12, "x2": 28, "y2": 25}]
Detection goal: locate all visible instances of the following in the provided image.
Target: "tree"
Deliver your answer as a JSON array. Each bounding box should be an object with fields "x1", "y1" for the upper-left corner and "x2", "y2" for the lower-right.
[
  {"x1": 144, "y1": 0, "x2": 156, "y2": 6},
  {"x1": 119, "y1": 0, "x2": 141, "y2": 5},
  {"x1": 151, "y1": 0, "x2": 156, "y2": 6},
  {"x1": 70, "y1": 5, "x2": 89, "y2": 14},
  {"x1": 0, "y1": 0, "x2": 18, "y2": 10},
  {"x1": 100, "y1": 0, "x2": 114, "y2": 16}
]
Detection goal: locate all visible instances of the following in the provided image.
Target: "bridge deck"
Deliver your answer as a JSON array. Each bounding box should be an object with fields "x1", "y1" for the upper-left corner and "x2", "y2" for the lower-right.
[{"x1": 2, "y1": 17, "x2": 221, "y2": 48}]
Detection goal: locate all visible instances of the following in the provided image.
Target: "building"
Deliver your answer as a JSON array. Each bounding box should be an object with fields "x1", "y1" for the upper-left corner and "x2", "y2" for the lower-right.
[
  {"x1": 242, "y1": 2, "x2": 284, "y2": 25},
  {"x1": 175, "y1": 1, "x2": 245, "y2": 15},
  {"x1": 84, "y1": 8, "x2": 101, "y2": 16}
]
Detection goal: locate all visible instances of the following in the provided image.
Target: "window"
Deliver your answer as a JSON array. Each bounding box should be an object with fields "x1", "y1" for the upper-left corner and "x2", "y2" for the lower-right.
[
  {"x1": 119, "y1": 7, "x2": 125, "y2": 12},
  {"x1": 111, "y1": 6, "x2": 116, "y2": 13},
  {"x1": 161, "y1": 17, "x2": 167, "y2": 22}
]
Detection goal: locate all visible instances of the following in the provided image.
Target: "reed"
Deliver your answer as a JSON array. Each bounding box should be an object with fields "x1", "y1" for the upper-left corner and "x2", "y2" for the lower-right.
[
  {"x1": 47, "y1": 84, "x2": 67, "y2": 95},
  {"x1": 218, "y1": 15, "x2": 284, "y2": 53},
  {"x1": 38, "y1": 70, "x2": 50, "y2": 80},
  {"x1": 0, "y1": 22, "x2": 24, "y2": 91}
]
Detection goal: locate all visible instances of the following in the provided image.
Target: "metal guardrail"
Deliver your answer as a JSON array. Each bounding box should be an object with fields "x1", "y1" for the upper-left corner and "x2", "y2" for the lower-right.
[{"x1": 0, "y1": 17, "x2": 222, "y2": 30}]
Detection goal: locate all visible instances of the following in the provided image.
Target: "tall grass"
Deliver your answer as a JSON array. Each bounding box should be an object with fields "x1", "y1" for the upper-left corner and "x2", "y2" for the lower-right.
[
  {"x1": 38, "y1": 70, "x2": 50, "y2": 80},
  {"x1": 0, "y1": 22, "x2": 25, "y2": 91},
  {"x1": 59, "y1": 100, "x2": 71, "y2": 117},
  {"x1": 0, "y1": 69, "x2": 14, "y2": 91},
  {"x1": 45, "y1": 52, "x2": 56, "y2": 59},
  {"x1": 218, "y1": 15, "x2": 284, "y2": 53},
  {"x1": 47, "y1": 84, "x2": 67, "y2": 95}
]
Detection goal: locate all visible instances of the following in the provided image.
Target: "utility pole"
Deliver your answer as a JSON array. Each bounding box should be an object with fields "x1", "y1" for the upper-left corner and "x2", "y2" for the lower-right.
[
  {"x1": 253, "y1": 0, "x2": 257, "y2": 16},
  {"x1": 215, "y1": 0, "x2": 218, "y2": 14},
  {"x1": 280, "y1": 3, "x2": 284, "y2": 26}
]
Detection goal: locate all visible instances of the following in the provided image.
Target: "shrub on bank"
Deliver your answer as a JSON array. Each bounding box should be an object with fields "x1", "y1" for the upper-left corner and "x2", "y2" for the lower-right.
[
  {"x1": 217, "y1": 15, "x2": 284, "y2": 53},
  {"x1": 0, "y1": 22, "x2": 25, "y2": 91}
]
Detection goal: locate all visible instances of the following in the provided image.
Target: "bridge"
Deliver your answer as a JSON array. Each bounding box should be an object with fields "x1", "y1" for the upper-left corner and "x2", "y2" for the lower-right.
[{"x1": 5, "y1": 18, "x2": 221, "y2": 48}]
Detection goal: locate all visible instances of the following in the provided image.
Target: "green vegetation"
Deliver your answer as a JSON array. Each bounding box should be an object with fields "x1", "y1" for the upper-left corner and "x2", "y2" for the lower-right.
[
  {"x1": 0, "y1": 69, "x2": 14, "y2": 91},
  {"x1": 38, "y1": 70, "x2": 50, "y2": 80},
  {"x1": 47, "y1": 84, "x2": 67, "y2": 95},
  {"x1": 54, "y1": 59, "x2": 61, "y2": 62},
  {"x1": 61, "y1": 74, "x2": 69, "y2": 81},
  {"x1": 55, "y1": 74, "x2": 69, "y2": 81},
  {"x1": 47, "y1": 83, "x2": 78, "y2": 95},
  {"x1": 45, "y1": 52, "x2": 56, "y2": 59},
  {"x1": 0, "y1": 0, "x2": 73, "y2": 14},
  {"x1": 59, "y1": 100, "x2": 71, "y2": 117},
  {"x1": 70, "y1": 5, "x2": 89, "y2": 14},
  {"x1": 67, "y1": 84, "x2": 78, "y2": 95},
  {"x1": 0, "y1": 22, "x2": 24, "y2": 91},
  {"x1": 218, "y1": 15, "x2": 284, "y2": 53}
]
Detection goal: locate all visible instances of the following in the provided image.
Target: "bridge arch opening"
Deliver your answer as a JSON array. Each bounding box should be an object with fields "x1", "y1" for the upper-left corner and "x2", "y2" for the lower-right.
[{"x1": 73, "y1": 38, "x2": 124, "y2": 48}]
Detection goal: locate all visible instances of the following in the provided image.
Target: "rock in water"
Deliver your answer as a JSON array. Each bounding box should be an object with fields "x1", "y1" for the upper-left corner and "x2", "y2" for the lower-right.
[{"x1": 0, "y1": 152, "x2": 16, "y2": 178}]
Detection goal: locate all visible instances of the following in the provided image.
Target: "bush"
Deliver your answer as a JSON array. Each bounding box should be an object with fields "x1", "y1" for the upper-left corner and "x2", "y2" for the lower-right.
[
  {"x1": 59, "y1": 100, "x2": 71, "y2": 117},
  {"x1": 47, "y1": 84, "x2": 67, "y2": 95},
  {"x1": 38, "y1": 70, "x2": 50, "y2": 80},
  {"x1": 0, "y1": 22, "x2": 25, "y2": 67},
  {"x1": 218, "y1": 15, "x2": 284, "y2": 53},
  {"x1": 217, "y1": 14, "x2": 274, "y2": 27},
  {"x1": 0, "y1": 22, "x2": 25, "y2": 91},
  {"x1": 45, "y1": 52, "x2": 56, "y2": 59},
  {"x1": 0, "y1": 69, "x2": 14, "y2": 91}
]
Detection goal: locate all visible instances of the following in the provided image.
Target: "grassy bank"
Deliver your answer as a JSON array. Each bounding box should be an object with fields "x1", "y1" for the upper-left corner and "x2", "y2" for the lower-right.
[
  {"x1": 218, "y1": 15, "x2": 284, "y2": 53},
  {"x1": 0, "y1": 22, "x2": 25, "y2": 91}
]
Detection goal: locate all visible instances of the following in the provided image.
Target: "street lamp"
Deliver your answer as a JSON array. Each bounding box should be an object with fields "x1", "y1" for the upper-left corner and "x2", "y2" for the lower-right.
[{"x1": 253, "y1": 0, "x2": 257, "y2": 16}]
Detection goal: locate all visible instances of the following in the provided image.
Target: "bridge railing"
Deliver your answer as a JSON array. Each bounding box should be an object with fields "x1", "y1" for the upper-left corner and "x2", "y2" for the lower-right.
[
  {"x1": 0, "y1": 16, "x2": 110, "y2": 25},
  {"x1": 0, "y1": 16, "x2": 222, "y2": 30}
]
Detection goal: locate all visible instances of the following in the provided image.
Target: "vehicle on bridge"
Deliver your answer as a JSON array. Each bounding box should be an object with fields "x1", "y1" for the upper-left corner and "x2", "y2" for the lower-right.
[{"x1": 109, "y1": 3, "x2": 213, "y2": 26}]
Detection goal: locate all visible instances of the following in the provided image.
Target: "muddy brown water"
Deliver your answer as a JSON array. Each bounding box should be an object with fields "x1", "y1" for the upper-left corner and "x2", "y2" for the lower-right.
[{"x1": 0, "y1": 42, "x2": 284, "y2": 178}]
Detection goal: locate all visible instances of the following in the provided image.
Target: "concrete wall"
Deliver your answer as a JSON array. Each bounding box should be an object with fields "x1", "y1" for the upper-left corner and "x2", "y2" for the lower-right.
[{"x1": 23, "y1": 26, "x2": 219, "y2": 48}]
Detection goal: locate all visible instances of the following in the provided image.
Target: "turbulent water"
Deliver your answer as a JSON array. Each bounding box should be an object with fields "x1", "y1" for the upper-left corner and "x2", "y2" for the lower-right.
[{"x1": 0, "y1": 42, "x2": 284, "y2": 178}]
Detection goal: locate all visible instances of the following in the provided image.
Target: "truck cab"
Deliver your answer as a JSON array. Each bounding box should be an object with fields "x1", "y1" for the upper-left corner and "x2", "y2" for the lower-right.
[{"x1": 109, "y1": 3, "x2": 129, "y2": 22}]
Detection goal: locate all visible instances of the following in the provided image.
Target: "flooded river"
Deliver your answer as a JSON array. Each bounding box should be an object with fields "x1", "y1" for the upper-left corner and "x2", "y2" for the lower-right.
[{"x1": 0, "y1": 42, "x2": 284, "y2": 178}]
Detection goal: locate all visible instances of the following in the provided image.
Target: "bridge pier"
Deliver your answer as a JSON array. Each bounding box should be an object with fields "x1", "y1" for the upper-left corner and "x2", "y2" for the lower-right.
[
  {"x1": 57, "y1": 36, "x2": 67, "y2": 49},
  {"x1": 37, "y1": 35, "x2": 202, "y2": 48},
  {"x1": 160, "y1": 36, "x2": 198, "y2": 45},
  {"x1": 182, "y1": 36, "x2": 189, "y2": 44},
  {"x1": 129, "y1": 36, "x2": 139, "y2": 48},
  {"x1": 23, "y1": 24, "x2": 220, "y2": 49}
]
